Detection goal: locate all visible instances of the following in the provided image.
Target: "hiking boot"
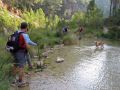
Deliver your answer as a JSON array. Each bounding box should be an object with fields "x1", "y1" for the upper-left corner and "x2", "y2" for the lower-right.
[
  {"x1": 11, "y1": 80, "x2": 19, "y2": 87},
  {"x1": 29, "y1": 66, "x2": 33, "y2": 69},
  {"x1": 27, "y1": 65, "x2": 33, "y2": 71},
  {"x1": 17, "y1": 81, "x2": 29, "y2": 87}
]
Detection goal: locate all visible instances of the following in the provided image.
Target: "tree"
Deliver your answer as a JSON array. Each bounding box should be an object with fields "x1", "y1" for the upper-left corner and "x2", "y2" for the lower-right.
[
  {"x1": 87, "y1": 0, "x2": 95, "y2": 12},
  {"x1": 1, "y1": 0, "x2": 44, "y2": 11},
  {"x1": 41, "y1": 0, "x2": 62, "y2": 17},
  {"x1": 109, "y1": 0, "x2": 120, "y2": 16},
  {"x1": 86, "y1": 0, "x2": 103, "y2": 28}
]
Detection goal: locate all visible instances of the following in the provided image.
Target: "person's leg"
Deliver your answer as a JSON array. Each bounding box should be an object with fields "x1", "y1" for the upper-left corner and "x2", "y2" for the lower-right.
[
  {"x1": 17, "y1": 66, "x2": 29, "y2": 87},
  {"x1": 11, "y1": 51, "x2": 28, "y2": 87},
  {"x1": 12, "y1": 54, "x2": 19, "y2": 81},
  {"x1": 11, "y1": 65, "x2": 18, "y2": 85},
  {"x1": 78, "y1": 33, "x2": 81, "y2": 40},
  {"x1": 16, "y1": 51, "x2": 26, "y2": 83},
  {"x1": 26, "y1": 52, "x2": 33, "y2": 69},
  {"x1": 18, "y1": 67, "x2": 24, "y2": 82},
  {"x1": 17, "y1": 51, "x2": 30, "y2": 87},
  {"x1": 13, "y1": 65, "x2": 18, "y2": 77}
]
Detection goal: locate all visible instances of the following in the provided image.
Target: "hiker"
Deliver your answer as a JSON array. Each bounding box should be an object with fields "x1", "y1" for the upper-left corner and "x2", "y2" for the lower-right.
[
  {"x1": 75, "y1": 26, "x2": 84, "y2": 40},
  {"x1": 6, "y1": 22, "x2": 37, "y2": 86},
  {"x1": 62, "y1": 26, "x2": 68, "y2": 34}
]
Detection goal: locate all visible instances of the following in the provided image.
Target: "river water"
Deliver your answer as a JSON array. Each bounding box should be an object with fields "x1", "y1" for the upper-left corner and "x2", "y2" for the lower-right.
[{"x1": 11, "y1": 38, "x2": 120, "y2": 90}]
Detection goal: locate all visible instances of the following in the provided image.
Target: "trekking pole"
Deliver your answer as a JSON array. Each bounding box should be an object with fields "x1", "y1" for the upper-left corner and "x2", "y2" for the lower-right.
[{"x1": 37, "y1": 42, "x2": 40, "y2": 61}]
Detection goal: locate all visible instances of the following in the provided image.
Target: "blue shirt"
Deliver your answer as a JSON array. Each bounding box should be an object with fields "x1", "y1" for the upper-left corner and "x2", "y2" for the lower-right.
[
  {"x1": 22, "y1": 33, "x2": 37, "y2": 46},
  {"x1": 18, "y1": 30, "x2": 37, "y2": 46}
]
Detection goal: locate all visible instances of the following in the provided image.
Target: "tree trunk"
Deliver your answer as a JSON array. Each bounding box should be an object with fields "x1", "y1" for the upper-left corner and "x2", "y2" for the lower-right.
[{"x1": 109, "y1": 0, "x2": 112, "y2": 16}]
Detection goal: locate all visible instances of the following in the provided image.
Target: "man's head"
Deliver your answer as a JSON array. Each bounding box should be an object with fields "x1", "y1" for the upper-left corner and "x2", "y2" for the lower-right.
[{"x1": 20, "y1": 22, "x2": 28, "y2": 32}]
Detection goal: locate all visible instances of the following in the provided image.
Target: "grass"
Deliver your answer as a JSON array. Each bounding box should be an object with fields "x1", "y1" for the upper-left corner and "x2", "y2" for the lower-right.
[
  {"x1": 84, "y1": 27, "x2": 103, "y2": 38},
  {"x1": 63, "y1": 33, "x2": 77, "y2": 45},
  {"x1": 0, "y1": 36, "x2": 13, "y2": 90}
]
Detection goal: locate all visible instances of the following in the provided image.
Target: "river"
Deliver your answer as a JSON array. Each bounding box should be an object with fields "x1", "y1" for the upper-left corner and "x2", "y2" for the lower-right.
[{"x1": 11, "y1": 38, "x2": 120, "y2": 90}]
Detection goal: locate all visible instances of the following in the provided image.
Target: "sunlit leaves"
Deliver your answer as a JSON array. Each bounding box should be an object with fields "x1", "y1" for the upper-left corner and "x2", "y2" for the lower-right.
[
  {"x1": 0, "y1": 8, "x2": 23, "y2": 32},
  {"x1": 34, "y1": 0, "x2": 44, "y2": 3},
  {"x1": 22, "y1": 8, "x2": 46, "y2": 28},
  {"x1": 70, "y1": 12, "x2": 85, "y2": 28}
]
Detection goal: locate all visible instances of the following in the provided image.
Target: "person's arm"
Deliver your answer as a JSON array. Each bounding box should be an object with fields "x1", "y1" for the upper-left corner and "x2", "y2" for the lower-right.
[{"x1": 22, "y1": 33, "x2": 37, "y2": 46}]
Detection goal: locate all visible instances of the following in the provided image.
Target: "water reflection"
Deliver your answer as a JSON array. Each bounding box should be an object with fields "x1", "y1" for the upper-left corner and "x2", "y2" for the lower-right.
[{"x1": 67, "y1": 46, "x2": 106, "y2": 89}]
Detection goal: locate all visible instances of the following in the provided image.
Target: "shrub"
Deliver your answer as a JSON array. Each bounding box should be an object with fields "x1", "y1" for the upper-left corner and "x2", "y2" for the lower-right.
[
  {"x1": 63, "y1": 33, "x2": 77, "y2": 45},
  {"x1": 70, "y1": 12, "x2": 85, "y2": 29},
  {"x1": 22, "y1": 8, "x2": 46, "y2": 28},
  {"x1": 101, "y1": 26, "x2": 120, "y2": 40},
  {"x1": 0, "y1": 36, "x2": 13, "y2": 89},
  {"x1": 0, "y1": 8, "x2": 23, "y2": 33}
]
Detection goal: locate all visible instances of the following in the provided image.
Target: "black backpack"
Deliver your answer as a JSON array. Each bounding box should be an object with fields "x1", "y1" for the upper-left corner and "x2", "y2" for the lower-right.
[{"x1": 6, "y1": 31, "x2": 24, "y2": 53}]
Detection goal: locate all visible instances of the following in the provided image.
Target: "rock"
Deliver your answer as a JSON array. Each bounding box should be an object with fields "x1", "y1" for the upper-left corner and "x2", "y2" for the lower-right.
[
  {"x1": 34, "y1": 60, "x2": 44, "y2": 69},
  {"x1": 50, "y1": 48, "x2": 54, "y2": 50},
  {"x1": 42, "y1": 49, "x2": 54, "y2": 58},
  {"x1": 42, "y1": 52, "x2": 48, "y2": 58},
  {"x1": 33, "y1": 55, "x2": 39, "y2": 58},
  {"x1": 56, "y1": 57, "x2": 64, "y2": 63},
  {"x1": 54, "y1": 44, "x2": 64, "y2": 50},
  {"x1": 38, "y1": 60, "x2": 44, "y2": 67}
]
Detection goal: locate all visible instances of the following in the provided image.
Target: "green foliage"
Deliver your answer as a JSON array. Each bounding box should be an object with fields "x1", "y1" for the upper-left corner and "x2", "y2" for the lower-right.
[
  {"x1": 0, "y1": 36, "x2": 13, "y2": 89},
  {"x1": 0, "y1": 7, "x2": 20, "y2": 89},
  {"x1": 105, "y1": 9, "x2": 120, "y2": 26},
  {"x1": 69, "y1": 0, "x2": 103, "y2": 30},
  {"x1": 22, "y1": 8, "x2": 46, "y2": 28},
  {"x1": 86, "y1": 0, "x2": 103, "y2": 28},
  {"x1": 70, "y1": 12, "x2": 85, "y2": 29},
  {"x1": 57, "y1": 19, "x2": 68, "y2": 29},
  {"x1": 34, "y1": 0, "x2": 44, "y2": 3},
  {"x1": 84, "y1": 27, "x2": 103, "y2": 38},
  {"x1": 102, "y1": 26, "x2": 120, "y2": 39},
  {"x1": 0, "y1": 8, "x2": 23, "y2": 33},
  {"x1": 63, "y1": 33, "x2": 77, "y2": 45},
  {"x1": 46, "y1": 15, "x2": 60, "y2": 30},
  {"x1": 0, "y1": 80, "x2": 10, "y2": 90},
  {"x1": 30, "y1": 28, "x2": 61, "y2": 49},
  {"x1": 104, "y1": 8, "x2": 120, "y2": 39},
  {"x1": 53, "y1": 15, "x2": 60, "y2": 29},
  {"x1": 87, "y1": 0, "x2": 95, "y2": 11}
]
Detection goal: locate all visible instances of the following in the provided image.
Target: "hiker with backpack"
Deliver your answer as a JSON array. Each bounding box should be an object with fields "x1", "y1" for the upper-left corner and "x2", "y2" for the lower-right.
[
  {"x1": 62, "y1": 26, "x2": 68, "y2": 34},
  {"x1": 6, "y1": 22, "x2": 37, "y2": 87}
]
